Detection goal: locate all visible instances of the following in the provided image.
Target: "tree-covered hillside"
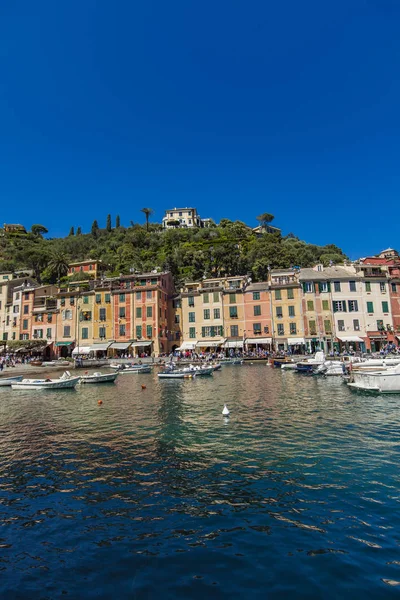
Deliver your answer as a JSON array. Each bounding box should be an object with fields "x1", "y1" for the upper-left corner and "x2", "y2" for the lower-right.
[{"x1": 0, "y1": 215, "x2": 348, "y2": 285}]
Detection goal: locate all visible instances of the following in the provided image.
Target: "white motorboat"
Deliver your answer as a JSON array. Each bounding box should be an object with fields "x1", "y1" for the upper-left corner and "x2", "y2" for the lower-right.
[
  {"x1": 0, "y1": 375, "x2": 23, "y2": 386},
  {"x1": 110, "y1": 363, "x2": 152, "y2": 373},
  {"x1": 12, "y1": 371, "x2": 80, "y2": 390},
  {"x1": 280, "y1": 362, "x2": 298, "y2": 370},
  {"x1": 350, "y1": 357, "x2": 400, "y2": 372},
  {"x1": 165, "y1": 364, "x2": 214, "y2": 376},
  {"x1": 80, "y1": 371, "x2": 118, "y2": 384},
  {"x1": 41, "y1": 360, "x2": 71, "y2": 367},
  {"x1": 296, "y1": 351, "x2": 325, "y2": 373},
  {"x1": 348, "y1": 363, "x2": 400, "y2": 393},
  {"x1": 158, "y1": 371, "x2": 198, "y2": 379},
  {"x1": 314, "y1": 361, "x2": 345, "y2": 376}
]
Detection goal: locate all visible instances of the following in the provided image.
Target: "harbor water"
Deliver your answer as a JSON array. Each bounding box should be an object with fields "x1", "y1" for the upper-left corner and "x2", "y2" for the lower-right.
[{"x1": 1, "y1": 364, "x2": 400, "y2": 598}]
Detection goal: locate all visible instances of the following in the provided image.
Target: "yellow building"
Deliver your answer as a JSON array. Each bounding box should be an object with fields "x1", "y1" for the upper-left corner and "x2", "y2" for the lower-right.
[
  {"x1": 270, "y1": 269, "x2": 304, "y2": 352},
  {"x1": 221, "y1": 276, "x2": 248, "y2": 353}
]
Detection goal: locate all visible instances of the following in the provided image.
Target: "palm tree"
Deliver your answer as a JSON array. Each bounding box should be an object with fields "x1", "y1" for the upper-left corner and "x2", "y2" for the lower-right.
[
  {"x1": 48, "y1": 250, "x2": 70, "y2": 281},
  {"x1": 140, "y1": 208, "x2": 154, "y2": 232}
]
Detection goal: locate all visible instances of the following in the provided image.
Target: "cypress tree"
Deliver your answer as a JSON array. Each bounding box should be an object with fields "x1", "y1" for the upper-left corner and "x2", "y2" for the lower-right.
[
  {"x1": 68, "y1": 226, "x2": 75, "y2": 236},
  {"x1": 91, "y1": 220, "x2": 99, "y2": 238},
  {"x1": 106, "y1": 214, "x2": 112, "y2": 232},
  {"x1": 76, "y1": 227, "x2": 82, "y2": 235},
  {"x1": 116, "y1": 215, "x2": 121, "y2": 228}
]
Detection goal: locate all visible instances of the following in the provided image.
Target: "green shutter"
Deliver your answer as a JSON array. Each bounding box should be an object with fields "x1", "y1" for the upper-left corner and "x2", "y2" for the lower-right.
[
  {"x1": 382, "y1": 301, "x2": 389, "y2": 313},
  {"x1": 367, "y1": 302, "x2": 374, "y2": 313}
]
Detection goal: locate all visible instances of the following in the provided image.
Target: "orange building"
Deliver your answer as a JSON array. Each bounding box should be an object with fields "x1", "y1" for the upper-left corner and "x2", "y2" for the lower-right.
[{"x1": 243, "y1": 282, "x2": 272, "y2": 352}]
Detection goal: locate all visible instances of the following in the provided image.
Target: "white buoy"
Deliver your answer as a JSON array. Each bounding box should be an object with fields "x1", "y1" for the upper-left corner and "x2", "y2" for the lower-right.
[{"x1": 222, "y1": 404, "x2": 230, "y2": 416}]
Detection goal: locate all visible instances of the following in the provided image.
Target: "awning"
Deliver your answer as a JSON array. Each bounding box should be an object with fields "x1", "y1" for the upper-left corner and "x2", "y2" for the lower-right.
[
  {"x1": 177, "y1": 341, "x2": 197, "y2": 350},
  {"x1": 336, "y1": 336, "x2": 364, "y2": 343},
  {"x1": 55, "y1": 341, "x2": 73, "y2": 347},
  {"x1": 72, "y1": 346, "x2": 91, "y2": 355},
  {"x1": 90, "y1": 342, "x2": 112, "y2": 352},
  {"x1": 287, "y1": 337, "x2": 306, "y2": 345},
  {"x1": 245, "y1": 337, "x2": 272, "y2": 345},
  {"x1": 222, "y1": 340, "x2": 243, "y2": 348},
  {"x1": 109, "y1": 342, "x2": 132, "y2": 350},
  {"x1": 130, "y1": 341, "x2": 152, "y2": 347},
  {"x1": 196, "y1": 339, "x2": 225, "y2": 348}
]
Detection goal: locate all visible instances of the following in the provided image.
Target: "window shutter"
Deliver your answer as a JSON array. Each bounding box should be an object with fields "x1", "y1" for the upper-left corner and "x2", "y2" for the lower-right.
[
  {"x1": 343, "y1": 302, "x2": 347, "y2": 312},
  {"x1": 327, "y1": 282, "x2": 331, "y2": 292}
]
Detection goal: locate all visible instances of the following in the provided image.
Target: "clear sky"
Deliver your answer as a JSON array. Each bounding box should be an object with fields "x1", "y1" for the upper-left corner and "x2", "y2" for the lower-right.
[{"x1": 1, "y1": 0, "x2": 399, "y2": 259}]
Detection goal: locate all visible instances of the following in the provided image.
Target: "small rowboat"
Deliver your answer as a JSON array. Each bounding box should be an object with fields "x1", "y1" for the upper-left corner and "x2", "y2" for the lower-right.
[
  {"x1": 80, "y1": 372, "x2": 118, "y2": 384},
  {"x1": 12, "y1": 371, "x2": 80, "y2": 390},
  {"x1": 0, "y1": 375, "x2": 23, "y2": 386},
  {"x1": 118, "y1": 366, "x2": 152, "y2": 374},
  {"x1": 158, "y1": 372, "x2": 197, "y2": 379}
]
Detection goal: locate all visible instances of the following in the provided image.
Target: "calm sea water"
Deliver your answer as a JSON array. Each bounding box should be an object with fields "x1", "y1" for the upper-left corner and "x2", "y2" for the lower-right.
[{"x1": 1, "y1": 364, "x2": 400, "y2": 599}]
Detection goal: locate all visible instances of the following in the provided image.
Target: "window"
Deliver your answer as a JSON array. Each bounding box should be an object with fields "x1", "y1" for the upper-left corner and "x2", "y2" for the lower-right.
[
  {"x1": 119, "y1": 307, "x2": 126, "y2": 318},
  {"x1": 276, "y1": 306, "x2": 283, "y2": 318},
  {"x1": 214, "y1": 308, "x2": 220, "y2": 319},
  {"x1": 23, "y1": 305, "x2": 29, "y2": 314},
  {"x1": 70, "y1": 297, "x2": 75, "y2": 306},
  {"x1": 13, "y1": 305, "x2": 19, "y2": 314},
  {"x1": 380, "y1": 282, "x2": 386, "y2": 293},
  {"x1": 333, "y1": 301, "x2": 346, "y2": 312},
  {"x1": 81, "y1": 311, "x2": 92, "y2": 321},
  {"x1": 324, "y1": 320, "x2": 332, "y2": 334},
  {"x1": 63, "y1": 309, "x2": 72, "y2": 320},
  {"x1": 367, "y1": 301, "x2": 374, "y2": 314},
  {"x1": 119, "y1": 324, "x2": 126, "y2": 336},
  {"x1": 309, "y1": 320, "x2": 317, "y2": 334},
  {"x1": 2, "y1": 333, "x2": 8, "y2": 341},
  {"x1": 83, "y1": 296, "x2": 89, "y2": 304},
  {"x1": 47, "y1": 313, "x2": 52, "y2": 323},
  {"x1": 307, "y1": 300, "x2": 314, "y2": 311},
  {"x1": 136, "y1": 291, "x2": 141, "y2": 301},
  {"x1": 47, "y1": 328, "x2": 52, "y2": 339},
  {"x1": 61, "y1": 297, "x2": 66, "y2": 307},
  {"x1": 289, "y1": 322, "x2": 296, "y2": 335},
  {"x1": 230, "y1": 325, "x2": 239, "y2": 337},
  {"x1": 287, "y1": 289, "x2": 294, "y2": 300},
  {"x1": 253, "y1": 292, "x2": 260, "y2": 300},
  {"x1": 319, "y1": 282, "x2": 329, "y2": 293},
  {"x1": 189, "y1": 327, "x2": 196, "y2": 339},
  {"x1": 203, "y1": 293, "x2": 209, "y2": 303},
  {"x1": 15, "y1": 292, "x2": 20, "y2": 300},
  {"x1": 136, "y1": 307, "x2": 142, "y2": 318},
  {"x1": 201, "y1": 326, "x2": 224, "y2": 337},
  {"x1": 353, "y1": 319, "x2": 360, "y2": 331},
  {"x1": 304, "y1": 282, "x2": 313, "y2": 293},
  {"x1": 229, "y1": 293, "x2": 236, "y2": 304},
  {"x1": 96, "y1": 294, "x2": 101, "y2": 303},
  {"x1": 24, "y1": 292, "x2": 29, "y2": 300},
  {"x1": 349, "y1": 281, "x2": 356, "y2": 292},
  {"x1": 119, "y1": 294, "x2": 125, "y2": 302},
  {"x1": 81, "y1": 327, "x2": 88, "y2": 339},
  {"x1": 146, "y1": 325, "x2": 152, "y2": 337},
  {"x1": 146, "y1": 306, "x2": 152, "y2": 318},
  {"x1": 151, "y1": 278, "x2": 157, "y2": 286},
  {"x1": 254, "y1": 305, "x2": 261, "y2": 316},
  {"x1": 99, "y1": 308, "x2": 106, "y2": 321},
  {"x1": 392, "y1": 283, "x2": 397, "y2": 293},
  {"x1": 275, "y1": 289, "x2": 281, "y2": 300},
  {"x1": 382, "y1": 301, "x2": 389, "y2": 313},
  {"x1": 253, "y1": 323, "x2": 262, "y2": 334},
  {"x1": 146, "y1": 290, "x2": 152, "y2": 300},
  {"x1": 348, "y1": 300, "x2": 358, "y2": 312},
  {"x1": 99, "y1": 326, "x2": 106, "y2": 338},
  {"x1": 229, "y1": 306, "x2": 238, "y2": 318},
  {"x1": 377, "y1": 319, "x2": 384, "y2": 331},
  {"x1": 288, "y1": 305, "x2": 295, "y2": 317},
  {"x1": 175, "y1": 314, "x2": 180, "y2": 324},
  {"x1": 337, "y1": 320, "x2": 345, "y2": 332},
  {"x1": 204, "y1": 309, "x2": 210, "y2": 320},
  {"x1": 189, "y1": 312, "x2": 195, "y2": 322},
  {"x1": 334, "y1": 281, "x2": 341, "y2": 292},
  {"x1": 22, "y1": 319, "x2": 28, "y2": 330},
  {"x1": 277, "y1": 324, "x2": 284, "y2": 335},
  {"x1": 33, "y1": 329, "x2": 43, "y2": 339},
  {"x1": 188, "y1": 296, "x2": 195, "y2": 307},
  {"x1": 136, "y1": 325, "x2": 142, "y2": 338},
  {"x1": 213, "y1": 292, "x2": 219, "y2": 303},
  {"x1": 365, "y1": 282, "x2": 371, "y2": 292},
  {"x1": 105, "y1": 293, "x2": 111, "y2": 303},
  {"x1": 35, "y1": 314, "x2": 43, "y2": 322}
]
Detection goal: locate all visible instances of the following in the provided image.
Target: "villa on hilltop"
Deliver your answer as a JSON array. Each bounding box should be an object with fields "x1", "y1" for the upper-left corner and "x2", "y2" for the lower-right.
[{"x1": 162, "y1": 207, "x2": 212, "y2": 229}]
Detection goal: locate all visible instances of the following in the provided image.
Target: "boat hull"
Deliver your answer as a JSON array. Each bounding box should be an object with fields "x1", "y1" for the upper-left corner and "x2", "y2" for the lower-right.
[
  {"x1": 0, "y1": 376, "x2": 23, "y2": 386},
  {"x1": 80, "y1": 373, "x2": 118, "y2": 383},
  {"x1": 12, "y1": 377, "x2": 80, "y2": 390}
]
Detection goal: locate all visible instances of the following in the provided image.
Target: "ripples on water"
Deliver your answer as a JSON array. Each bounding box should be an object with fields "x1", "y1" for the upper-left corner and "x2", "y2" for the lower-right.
[{"x1": 1, "y1": 365, "x2": 400, "y2": 598}]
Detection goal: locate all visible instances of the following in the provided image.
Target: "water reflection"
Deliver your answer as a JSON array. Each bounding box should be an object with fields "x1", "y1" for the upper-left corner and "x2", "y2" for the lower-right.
[{"x1": 1, "y1": 366, "x2": 400, "y2": 597}]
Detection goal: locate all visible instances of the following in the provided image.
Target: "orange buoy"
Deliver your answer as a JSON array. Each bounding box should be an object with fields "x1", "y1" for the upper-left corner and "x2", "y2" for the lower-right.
[
  {"x1": 141, "y1": 384, "x2": 146, "y2": 390},
  {"x1": 98, "y1": 400, "x2": 103, "y2": 405}
]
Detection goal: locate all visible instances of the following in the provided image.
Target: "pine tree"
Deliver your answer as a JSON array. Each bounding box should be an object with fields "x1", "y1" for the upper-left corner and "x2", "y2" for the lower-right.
[
  {"x1": 116, "y1": 215, "x2": 121, "y2": 228},
  {"x1": 106, "y1": 214, "x2": 112, "y2": 232},
  {"x1": 68, "y1": 226, "x2": 75, "y2": 236},
  {"x1": 76, "y1": 227, "x2": 82, "y2": 235},
  {"x1": 91, "y1": 220, "x2": 99, "y2": 237}
]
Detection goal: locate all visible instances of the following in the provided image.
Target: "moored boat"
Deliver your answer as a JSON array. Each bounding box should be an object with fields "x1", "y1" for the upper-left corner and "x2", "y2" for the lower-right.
[
  {"x1": 158, "y1": 371, "x2": 198, "y2": 379},
  {"x1": 0, "y1": 375, "x2": 24, "y2": 386},
  {"x1": 80, "y1": 371, "x2": 118, "y2": 384},
  {"x1": 348, "y1": 363, "x2": 400, "y2": 393},
  {"x1": 11, "y1": 371, "x2": 80, "y2": 390}
]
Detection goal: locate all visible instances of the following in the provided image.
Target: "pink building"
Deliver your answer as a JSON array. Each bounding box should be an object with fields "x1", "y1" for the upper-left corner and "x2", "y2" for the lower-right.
[{"x1": 243, "y1": 282, "x2": 272, "y2": 352}]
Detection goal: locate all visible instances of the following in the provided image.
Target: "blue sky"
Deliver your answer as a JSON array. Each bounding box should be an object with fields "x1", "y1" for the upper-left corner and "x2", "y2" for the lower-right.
[{"x1": 0, "y1": 0, "x2": 399, "y2": 259}]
